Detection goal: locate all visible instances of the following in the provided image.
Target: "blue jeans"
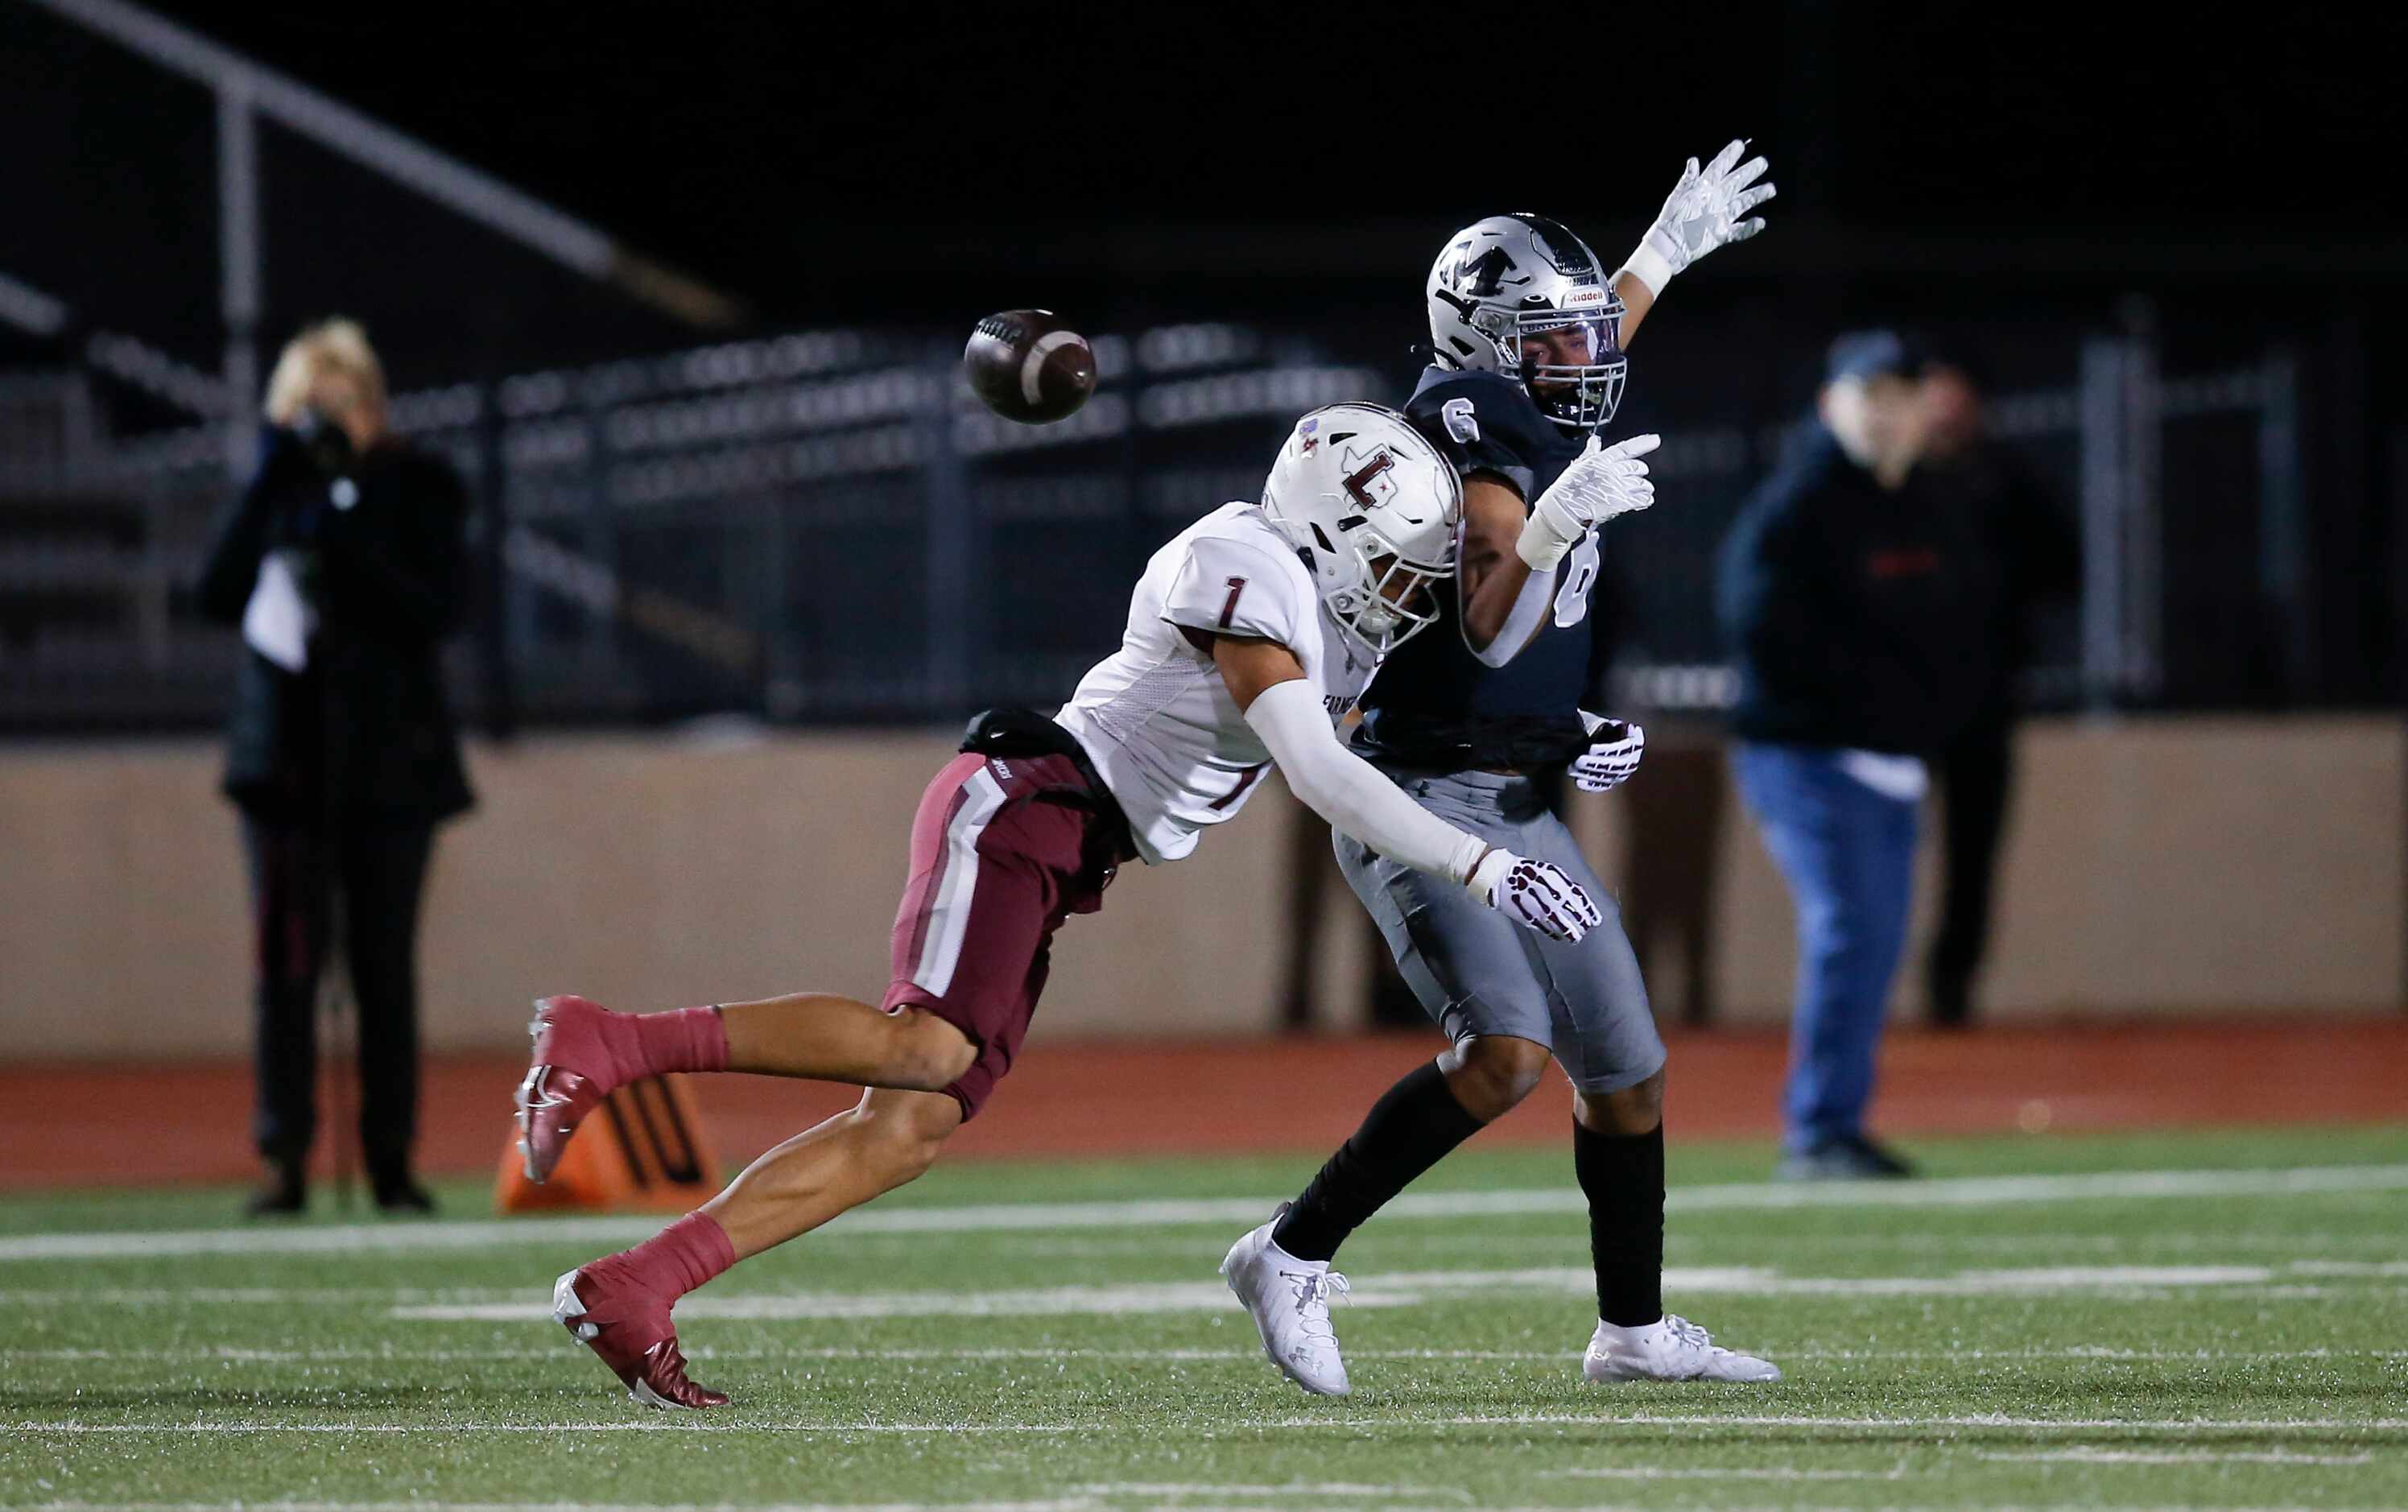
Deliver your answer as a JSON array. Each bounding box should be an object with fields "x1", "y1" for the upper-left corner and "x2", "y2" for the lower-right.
[{"x1": 1733, "y1": 743, "x2": 1919, "y2": 1154}]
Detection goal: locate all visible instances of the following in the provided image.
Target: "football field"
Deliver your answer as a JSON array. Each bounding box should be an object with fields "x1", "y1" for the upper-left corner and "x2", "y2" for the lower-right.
[{"x1": 3, "y1": 1125, "x2": 2404, "y2": 1510}]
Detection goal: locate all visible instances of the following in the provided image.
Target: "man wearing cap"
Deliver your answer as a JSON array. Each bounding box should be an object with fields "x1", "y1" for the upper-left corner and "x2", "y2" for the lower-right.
[{"x1": 1715, "y1": 332, "x2": 2003, "y2": 1179}]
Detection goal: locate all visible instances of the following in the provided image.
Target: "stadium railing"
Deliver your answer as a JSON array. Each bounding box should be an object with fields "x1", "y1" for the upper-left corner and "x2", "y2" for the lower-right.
[{"x1": 0, "y1": 319, "x2": 2307, "y2": 732}]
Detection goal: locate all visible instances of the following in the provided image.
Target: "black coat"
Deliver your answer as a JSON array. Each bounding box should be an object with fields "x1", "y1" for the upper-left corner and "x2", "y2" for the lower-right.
[
  {"x1": 1913, "y1": 434, "x2": 2082, "y2": 705},
  {"x1": 195, "y1": 426, "x2": 476, "y2": 824},
  {"x1": 1716, "y1": 427, "x2": 2005, "y2": 757}
]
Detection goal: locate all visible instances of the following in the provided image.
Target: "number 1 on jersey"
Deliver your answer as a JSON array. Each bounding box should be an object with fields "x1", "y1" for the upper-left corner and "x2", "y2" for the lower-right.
[{"x1": 1217, "y1": 576, "x2": 1248, "y2": 630}]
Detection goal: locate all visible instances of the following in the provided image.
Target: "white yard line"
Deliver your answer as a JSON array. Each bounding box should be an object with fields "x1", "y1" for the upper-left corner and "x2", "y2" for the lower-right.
[
  {"x1": 1, "y1": 1421, "x2": 1093, "y2": 1434},
  {"x1": 394, "y1": 1280, "x2": 1431, "y2": 1321},
  {"x1": 10, "y1": 1502, "x2": 1519, "y2": 1512},
  {"x1": 2, "y1": 1503, "x2": 2347, "y2": 1512},
  {"x1": 1075, "y1": 1485, "x2": 1468, "y2": 1503},
  {"x1": 5, "y1": 1261, "x2": 2391, "y2": 1322},
  {"x1": 0, "y1": 1503, "x2": 1525, "y2": 1512},
  {"x1": 9, "y1": 1412, "x2": 2408, "y2": 1435},
  {"x1": 1771, "y1": 1346, "x2": 2408, "y2": 1362},
  {"x1": 19, "y1": 1505, "x2": 1110, "y2": 1512},
  {"x1": 0, "y1": 1288, "x2": 524, "y2": 1308},
  {"x1": 2, "y1": 1506, "x2": 2347, "y2": 1512},
  {"x1": 1392, "y1": 1412, "x2": 2408, "y2": 1432},
  {"x1": 1542, "y1": 1465, "x2": 1907, "y2": 1481},
  {"x1": 1976, "y1": 1448, "x2": 2380, "y2": 1466},
  {"x1": 5, "y1": 1162, "x2": 2404, "y2": 1263},
  {"x1": 13, "y1": 1344, "x2": 2402, "y2": 1365},
  {"x1": 4, "y1": 1261, "x2": 2389, "y2": 1319},
  {"x1": 387, "y1": 1261, "x2": 2391, "y2": 1323}
]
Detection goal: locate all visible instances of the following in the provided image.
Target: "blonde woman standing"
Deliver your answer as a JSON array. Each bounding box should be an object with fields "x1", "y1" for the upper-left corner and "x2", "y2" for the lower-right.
[{"x1": 195, "y1": 319, "x2": 474, "y2": 1216}]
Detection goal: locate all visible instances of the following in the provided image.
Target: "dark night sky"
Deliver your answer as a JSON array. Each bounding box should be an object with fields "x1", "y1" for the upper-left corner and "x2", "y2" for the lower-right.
[
  {"x1": 75, "y1": 4, "x2": 2408, "y2": 295},
  {"x1": 10, "y1": 0, "x2": 2408, "y2": 372}
]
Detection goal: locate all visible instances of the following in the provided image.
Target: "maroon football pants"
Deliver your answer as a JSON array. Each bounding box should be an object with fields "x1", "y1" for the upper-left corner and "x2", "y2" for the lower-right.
[{"x1": 882, "y1": 751, "x2": 1124, "y2": 1118}]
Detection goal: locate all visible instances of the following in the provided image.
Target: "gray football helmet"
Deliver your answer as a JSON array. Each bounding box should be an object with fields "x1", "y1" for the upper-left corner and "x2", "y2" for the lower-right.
[{"x1": 1426, "y1": 213, "x2": 1628, "y2": 432}]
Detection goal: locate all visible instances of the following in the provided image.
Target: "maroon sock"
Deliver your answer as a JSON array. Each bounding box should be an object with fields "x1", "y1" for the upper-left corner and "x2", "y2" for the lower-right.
[
  {"x1": 608, "y1": 1006, "x2": 730, "y2": 1080},
  {"x1": 609, "y1": 1211, "x2": 737, "y2": 1301}
]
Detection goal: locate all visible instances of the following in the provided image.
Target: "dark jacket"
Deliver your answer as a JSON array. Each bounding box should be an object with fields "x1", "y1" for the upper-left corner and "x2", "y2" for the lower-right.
[
  {"x1": 1912, "y1": 435, "x2": 2081, "y2": 707},
  {"x1": 195, "y1": 425, "x2": 476, "y2": 824},
  {"x1": 1716, "y1": 427, "x2": 2002, "y2": 756}
]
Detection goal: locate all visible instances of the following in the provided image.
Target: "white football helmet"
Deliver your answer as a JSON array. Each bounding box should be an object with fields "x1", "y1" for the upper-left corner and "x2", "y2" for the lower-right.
[
  {"x1": 1260, "y1": 403, "x2": 1460, "y2": 660},
  {"x1": 1427, "y1": 213, "x2": 1628, "y2": 432}
]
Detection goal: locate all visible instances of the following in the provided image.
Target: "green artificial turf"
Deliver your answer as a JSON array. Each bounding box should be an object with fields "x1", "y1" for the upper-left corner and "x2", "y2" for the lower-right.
[{"x1": 2, "y1": 1125, "x2": 2404, "y2": 1509}]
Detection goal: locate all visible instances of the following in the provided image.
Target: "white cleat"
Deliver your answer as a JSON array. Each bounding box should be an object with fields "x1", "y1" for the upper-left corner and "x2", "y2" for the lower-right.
[
  {"x1": 1583, "y1": 1313, "x2": 1782, "y2": 1383},
  {"x1": 1221, "y1": 1207, "x2": 1352, "y2": 1397}
]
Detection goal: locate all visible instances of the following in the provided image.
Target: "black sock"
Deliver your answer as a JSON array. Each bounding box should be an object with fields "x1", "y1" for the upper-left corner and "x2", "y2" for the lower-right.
[
  {"x1": 1272, "y1": 1060, "x2": 1485, "y2": 1262},
  {"x1": 1574, "y1": 1117, "x2": 1664, "y2": 1327}
]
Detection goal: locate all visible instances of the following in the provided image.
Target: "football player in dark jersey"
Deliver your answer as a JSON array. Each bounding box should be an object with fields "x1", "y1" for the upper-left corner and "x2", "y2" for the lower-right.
[{"x1": 1221, "y1": 145, "x2": 1782, "y2": 1394}]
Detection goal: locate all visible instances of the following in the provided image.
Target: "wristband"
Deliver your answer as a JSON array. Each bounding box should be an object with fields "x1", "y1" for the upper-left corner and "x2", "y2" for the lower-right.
[
  {"x1": 1466, "y1": 846, "x2": 1512, "y2": 902},
  {"x1": 1619, "y1": 242, "x2": 1677, "y2": 300},
  {"x1": 1514, "y1": 498, "x2": 1582, "y2": 572}
]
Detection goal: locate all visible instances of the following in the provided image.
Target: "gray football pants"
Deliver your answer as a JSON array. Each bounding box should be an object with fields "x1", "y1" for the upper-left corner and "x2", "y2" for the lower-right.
[{"x1": 1334, "y1": 767, "x2": 1665, "y2": 1095}]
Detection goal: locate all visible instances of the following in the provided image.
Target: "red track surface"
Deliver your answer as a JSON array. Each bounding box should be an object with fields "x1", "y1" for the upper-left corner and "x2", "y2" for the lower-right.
[{"x1": 3, "y1": 1018, "x2": 2402, "y2": 1191}]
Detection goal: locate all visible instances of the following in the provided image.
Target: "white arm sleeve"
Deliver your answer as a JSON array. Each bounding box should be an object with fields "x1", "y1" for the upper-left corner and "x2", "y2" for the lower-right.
[
  {"x1": 1464, "y1": 560, "x2": 1556, "y2": 669},
  {"x1": 1244, "y1": 678, "x2": 1490, "y2": 889}
]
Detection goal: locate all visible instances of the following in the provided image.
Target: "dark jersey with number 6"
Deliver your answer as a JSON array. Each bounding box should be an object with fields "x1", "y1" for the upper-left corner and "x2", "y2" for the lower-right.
[{"x1": 1354, "y1": 366, "x2": 1601, "y2": 770}]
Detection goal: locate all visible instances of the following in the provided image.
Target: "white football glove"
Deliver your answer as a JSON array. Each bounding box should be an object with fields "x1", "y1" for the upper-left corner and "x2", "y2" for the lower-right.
[
  {"x1": 1468, "y1": 848, "x2": 1604, "y2": 944},
  {"x1": 1621, "y1": 138, "x2": 1777, "y2": 297},
  {"x1": 1516, "y1": 433, "x2": 1660, "y2": 571},
  {"x1": 1570, "y1": 717, "x2": 1645, "y2": 793}
]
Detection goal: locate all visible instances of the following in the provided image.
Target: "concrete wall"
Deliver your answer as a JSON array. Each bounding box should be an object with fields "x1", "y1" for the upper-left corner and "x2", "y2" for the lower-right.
[
  {"x1": 1, "y1": 717, "x2": 2399, "y2": 1059},
  {"x1": 1609, "y1": 716, "x2": 2406, "y2": 1023}
]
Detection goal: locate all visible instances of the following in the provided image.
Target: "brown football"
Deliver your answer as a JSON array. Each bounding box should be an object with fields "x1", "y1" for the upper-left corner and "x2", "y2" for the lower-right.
[{"x1": 963, "y1": 309, "x2": 1097, "y2": 423}]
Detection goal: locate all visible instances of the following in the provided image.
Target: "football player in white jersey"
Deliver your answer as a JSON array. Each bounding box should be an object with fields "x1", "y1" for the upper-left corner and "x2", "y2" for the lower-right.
[{"x1": 510, "y1": 402, "x2": 1605, "y2": 1409}]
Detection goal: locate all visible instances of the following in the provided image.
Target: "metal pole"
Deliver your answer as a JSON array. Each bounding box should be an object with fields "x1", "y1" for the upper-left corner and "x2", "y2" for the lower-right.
[
  {"x1": 0, "y1": 271, "x2": 71, "y2": 338},
  {"x1": 2117, "y1": 297, "x2": 2162, "y2": 702},
  {"x1": 217, "y1": 79, "x2": 260, "y2": 474},
  {"x1": 32, "y1": 0, "x2": 745, "y2": 328},
  {"x1": 2394, "y1": 427, "x2": 2408, "y2": 1013},
  {"x1": 923, "y1": 353, "x2": 973, "y2": 712},
  {"x1": 475, "y1": 382, "x2": 518, "y2": 739},
  {"x1": 758, "y1": 490, "x2": 791, "y2": 719},
  {"x1": 2076, "y1": 337, "x2": 2126, "y2": 710},
  {"x1": 2256, "y1": 350, "x2": 2307, "y2": 700},
  {"x1": 582, "y1": 383, "x2": 615, "y2": 688}
]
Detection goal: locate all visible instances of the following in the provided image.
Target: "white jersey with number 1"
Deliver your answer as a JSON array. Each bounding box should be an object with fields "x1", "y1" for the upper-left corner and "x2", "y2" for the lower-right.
[{"x1": 1054, "y1": 502, "x2": 1375, "y2": 865}]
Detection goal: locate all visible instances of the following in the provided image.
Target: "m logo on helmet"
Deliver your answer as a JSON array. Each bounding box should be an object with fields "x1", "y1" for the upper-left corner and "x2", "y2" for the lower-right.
[
  {"x1": 1343, "y1": 451, "x2": 1397, "y2": 509},
  {"x1": 1460, "y1": 246, "x2": 1522, "y2": 299}
]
